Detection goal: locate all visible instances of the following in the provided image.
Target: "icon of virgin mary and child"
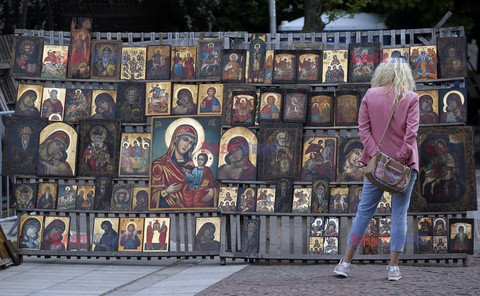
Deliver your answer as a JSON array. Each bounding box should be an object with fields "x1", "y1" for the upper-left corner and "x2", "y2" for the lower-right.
[{"x1": 150, "y1": 124, "x2": 219, "y2": 209}]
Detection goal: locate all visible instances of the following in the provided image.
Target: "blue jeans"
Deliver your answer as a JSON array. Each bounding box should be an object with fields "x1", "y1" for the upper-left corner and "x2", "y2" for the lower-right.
[{"x1": 347, "y1": 170, "x2": 418, "y2": 252}]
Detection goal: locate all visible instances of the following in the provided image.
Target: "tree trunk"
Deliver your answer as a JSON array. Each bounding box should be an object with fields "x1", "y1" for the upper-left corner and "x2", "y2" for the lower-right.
[{"x1": 301, "y1": 0, "x2": 325, "y2": 33}]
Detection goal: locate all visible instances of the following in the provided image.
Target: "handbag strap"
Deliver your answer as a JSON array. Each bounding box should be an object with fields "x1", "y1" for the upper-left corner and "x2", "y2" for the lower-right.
[{"x1": 377, "y1": 95, "x2": 400, "y2": 149}]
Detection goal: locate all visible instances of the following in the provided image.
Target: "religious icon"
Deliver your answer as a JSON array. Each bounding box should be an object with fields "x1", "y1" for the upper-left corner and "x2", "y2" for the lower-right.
[
  {"x1": 217, "y1": 127, "x2": 257, "y2": 181},
  {"x1": 146, "y1": 45, "x2": 171, "y2": 80},
  {"x1": 432, "y1": 218, "x2": 448, "y2": 236},
  {"x1": 282, "y1": 89, "x2": 308, "y2": 123},
  {"x1": 258, "y1": 89, "x2": 282, "y2": 122},
  {"x1": 197, "y1": 39, "x2": 223, "y2": 80},
  {"x1": 75, "y1": 185, "x2": 95, "y2": 210},
  {"x1": 56, "y1": 185, "x2": 77, "y2": 210},
  {"x1": 145, "y1": 81, "x2": 171, "y2": 116},
  {"x1": 307, "y1": 92, "x2": 334, "y2": 126},
  {"x1": 324, "y1": 237, "x2": 338, "y2": 255},
  {"x1": 329, "y1": 187, "x2": 349, "y2": 213},
  {"x1": 362, "y1": 218, "x2": 378, "y2": 255},
  {"x1": 40, "y1": 87, "x2": 66, "y2": 121},
  {"x1": 348, "y1": 42, "x2": 381, "y2": 83},
  {"x1": 194, "y1": 217, "x2": 221, "y2": 252},
  {"x1": 171, "y1": 46, "x2": 197, "y2": 80},
  {"x1": 309, "y1": 217, "x2": 324, "y2": 237},
  {"x1": 256, "y1": 188, "x2": 275, "y2": 213},
  {"x1": 412, "y1": 126, "x2": 476, "y2": 212},
  {"x1": 335, "y1": 91, "x2": 360, "y2": 126},
  {"x1": 379, "y1": 236, "x2": 391, "y2": 255},
  {"x1": 41, "y1": 217, "x2": 70, "y2": 251},
  {"x1": 311, "y1": 178, "x2": 329, "y2": 214},
  {"x1": 417, "y1": 90, "x2": 439, "y2": 124},
  {"x1": 273, "y1": 51, "x2": 296, "y2": 83},
  {"x1": 41, "y1": 45, "x2": 68, "y2": 79},
  {"x1": 149, "y1": 116, "x2": 221, "y2": 210},
  {"x1": 221, "y1": 83, "x2": 255, "y2": 126},
  {"x1": 433, "y1": 236, "x2": 447, "y2": 254},
  {"x1": 143, "y1": 217, "x2": 170, "y2": 252},
  {"x1": 296, "y1": 50, "x2": 322, "y2": 83},
  {"x1": 292, "y1": 188, "x2": 311, "y2": 213},
  {"x1": 230, "y1": 91, "x2": 256, "y2": 126},
  {"x1": 237, "y1": 187, "x2": 257, "y2": 213},
  {"x1": 336, "y1": 137, "x2": 364, "y2": 182},
  {"x1": 63, "y1": 88, "x2": 92, "y2": 123},
  {"x1": 11, "y1": 36, "x2": 44, "y2": 77},
  {"x1": 91, "y1": 90, "x2": 117, "y2": 120},
  {"x1": 117, "y1": 83, "x2": 146, "y2": 123},
  {"x1": 381, "y1": 47, "x2": 409, "y2": 62},
  {"x1": 410, "y1": 45, "x2": 438, "y2": 80},
  {"x1": 416, "y1": 235, "x2": 433, "y2": 254},
  {"x1": 118, "y1": 218, "x2": 144, "y2": 252},
  {"x1": 90, "y1": 40, "x2": 122, "y2": 80},
  {"x1": 37, "y1": 182, "x2": 57, "y2": 209},
  {"x1": 376, "y1": 192, "x2": 392, "y2": 214},
  {"x1": 324, "y1": 218, "x2": 339, "y2": 237},
  {"x1": 309, "y1": 237, "x2": 324, "y2": 255},
  {"x1": 92, "y1": 217, "x2": 119, "y2": 252},
  {"x1": 77, "y1": 121, "x2": 121, "y2": 177},
  {"x1": 221, "y1": 49, "x2": 246, "y2": 83},
  {"x1": 94, "y1": 176, "x2": 113, "y2": 210},
  {"x1": 437, "y1": 36, "x2": 467, "y2": 78},
  {"x1": 13, "y1": 183, "x2": 37, "y2": 209},
  {"x1": 417, "y1": 217, "x2": 433, "y2": 236},
  {"x1": 300, "y1": 136, "x2": 337, "y2": 182},
  {"x1": 322, "y1": 50, "x2": 348, "y2": 83},
  {"x1": 121, "y1": 46, "x2": 147, "y2": 80},
  {"x1": 18, "y1": 215, "x2": 43, "y2": 250},
  {"x1": 118, "y1": 133, "x2": 151, "y2": 177},
  {"x1": 110, "y1": 183, "x2": 134, "y2": 211},
  {"x1": 274, "y1": 178, "x2": 293, "y2": 213},
  {"x1": 2, "y1": 115, "x2": 47, "y2": 176},
  {"x1": 218, "y1": 187, "x2": 238, "y2": 212},
  {"x1": 15, "y1": 84, "x2": 43, "y2": 117},
  {"x1": 197, "y1": 84, "x2": 223, "y2": 115},
  {"x1": 379, "y1": 218, "x2": 391, "y2": 236},
  {"x1": 171, "y1": 84, "x2": 198, "y2": 115},
  {"x1": 348, "y1": 185, "x2": 363, "y2": 214},
  {"x1": 132, "y1": 187, "x2": 149, "y2": 212},
  {"x1": 258, "y1": 123, "x2": 303, "y2": 181},
  {"x1": 37, "y1": 122, "x2": 77, "y2": 177},
  {"x1": 439, "y1": 88, "x2": 467, "y2": 123},
  {"x1": 263, "y1": 50, "x2": 274, "y2": 84},
  {"x1": 241, "y1": 218, "x2": 260, "y2": 254},
  {"x1": 67, "y1": 17, "x2": 92, "y2": 79},
  {"x1": 247, "y1": 34, "x2": 266, "y2": 83}
]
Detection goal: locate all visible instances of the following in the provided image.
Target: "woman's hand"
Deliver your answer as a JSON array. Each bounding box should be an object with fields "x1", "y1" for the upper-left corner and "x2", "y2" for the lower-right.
[{"x1": 166, "y1": 182, "x2": 183, "y2": 194}]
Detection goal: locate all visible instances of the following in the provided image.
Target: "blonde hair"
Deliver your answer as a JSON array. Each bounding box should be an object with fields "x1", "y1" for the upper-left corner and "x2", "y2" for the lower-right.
[{"x1": 371, "y1": 57, "x2": 415, "y2": 102}]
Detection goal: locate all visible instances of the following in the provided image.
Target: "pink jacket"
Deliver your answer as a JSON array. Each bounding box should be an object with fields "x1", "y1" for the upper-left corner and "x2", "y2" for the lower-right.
[{"x1": 358, "y1": 86, "x2": 420, "y2": 172}]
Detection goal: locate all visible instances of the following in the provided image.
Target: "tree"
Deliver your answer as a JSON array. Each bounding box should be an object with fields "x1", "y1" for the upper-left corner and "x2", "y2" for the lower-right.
[{"x1": 301, "y1": 0, "x2": 372, "y2": 33}]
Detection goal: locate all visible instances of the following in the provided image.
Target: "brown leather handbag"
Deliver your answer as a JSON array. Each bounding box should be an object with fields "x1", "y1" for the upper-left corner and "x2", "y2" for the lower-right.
[{"x1": 364, "y1": 99, "x2": 412, "y2": 194}]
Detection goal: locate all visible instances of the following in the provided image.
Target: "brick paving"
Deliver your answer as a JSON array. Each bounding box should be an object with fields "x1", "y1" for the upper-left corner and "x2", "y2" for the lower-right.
[{"x1": 198, "y1": 256, "x2": 480, "y2": 296}]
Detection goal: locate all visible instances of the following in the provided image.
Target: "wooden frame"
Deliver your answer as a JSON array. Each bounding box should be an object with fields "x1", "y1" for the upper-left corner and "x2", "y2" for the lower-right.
[
  {"x1": 348, "y1": 42, "x2": 381, "y2": 83},
  {"x1": 307, "y1": 92, "x2": 334, "y2": 126},
  {"x1": 439, "y1": 88, "x2": 467, "y2": 123},
  {"x1": 230, "y1": 91, "x2": 257, "y2": 126},
  {"x1": 412, "y1": 126, "x2": 476, "y2": 212},
  {"x1": 146, "y1": 45, "x2": 171, "y2": 80},
  {"x1": 334, "y1": 91, "x2": 360, "y2": 126},
  {"x1": 67, "y1": 17, "x2": 92, "y2": 79},
  {"x1": 257, "y1": 123, "x2": 303, "y2": 181},
  {"x1": 116, "y1": 83, "x2": 147, "y2": 123},
  {"x1": 336, "y1": 137, "x2": 364, "y2": 182},
  {"x1": 448, "y1": 218, "x2": 474, "y2": 254},
  {"x1": 41, "y1": 44, "x2": 68, "y2": 79},
  {"x1": 171, "y1": 46, "x2": 197, "y2": 80},
  {"x1": 196, "y1": 39, "x2": 223, "y2": 80},
  {"x1": 437, "y1": 36, "x2": 467, "y2": 78},
  {"x1": 296, "y1": 50, "x2": 322, "y2": 84},
  {"x1": 90, "y1": 40, "x2": 122, "y2": 80},
  {"x1": 64, "y1": 88, "x2": 93, "y2": 123},
  {"x1": 11, "y1": 36, "x2": 44, "y2": 77},
  {"x1": 282, "y1": 89, "x2": 308, "y2": 123},
  {"x1": 322, "y1": 50, "x2": 348, "y2": 83},
  {"x1": 258, "y1": 88, "x2": 282, "y2": 122},
  {"x1": 120, "y1": 46, "x2": 147, "y2": 80},
  {"x1": 247, "y1": 34, "x2": 267, "y2": 83},
  {"x1": 272, "y1": 50, "x2": 297, "y2": 84},
  {"x1": 221, "y1": 49, "x2": 247, "y2": 83},
  {"x1": 417, "y1": 90, "x2": 440, "y2": 124}
]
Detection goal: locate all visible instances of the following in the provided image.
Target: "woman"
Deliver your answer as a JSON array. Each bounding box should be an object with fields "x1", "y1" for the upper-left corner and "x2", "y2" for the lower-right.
[
  {"x1": 92, "y1": 93, "x2": 116, "y2": 119},
  {"x1": 41, "y1": 219, "x2": 66, "y2": 251},
  {"x1": 193, "y1": 222, "x2": 220, "y2": 251},
  {"x1": 218, "y1": 136, "x2": 256, "y2": 181},
  {"x1": 15, "y1": 89, "x2": 41, "y2": 116},
  {"x1": 37, "y1": 130, "x2": 73, "y2": 176},
  {"x1": 150, "y1": 124, "x2": 218, "y2": 209},
  {"x1": 19, "y1": 218, "x2": 41, "y2": 249},
  {"x1": 334, "y1": 57, "x2": 419, "y2": 281}
]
